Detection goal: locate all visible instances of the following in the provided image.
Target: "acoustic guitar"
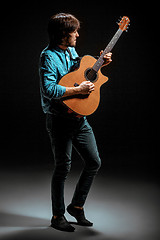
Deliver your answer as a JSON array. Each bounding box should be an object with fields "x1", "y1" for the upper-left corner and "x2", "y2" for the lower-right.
[{"x1": 59, "y1": 16, "x2": 130, "y2": 116}]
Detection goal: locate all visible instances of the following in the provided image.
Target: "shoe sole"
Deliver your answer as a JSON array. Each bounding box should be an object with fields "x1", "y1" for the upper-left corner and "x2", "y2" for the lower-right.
[{"x1": 50, "y1": 223, "x2": 75, "y2": 232}]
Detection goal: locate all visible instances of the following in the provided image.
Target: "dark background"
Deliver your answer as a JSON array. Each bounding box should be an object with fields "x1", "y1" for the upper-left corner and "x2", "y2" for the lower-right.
[{"x1": 1, "y1": 2, "x2": 155, "y2": 177}]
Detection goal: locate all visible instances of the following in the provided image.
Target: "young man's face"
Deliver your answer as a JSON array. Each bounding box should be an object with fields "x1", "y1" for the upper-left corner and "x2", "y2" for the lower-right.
[{"x1": 64, "y1": 29, "x2": 79, "y2": 47}]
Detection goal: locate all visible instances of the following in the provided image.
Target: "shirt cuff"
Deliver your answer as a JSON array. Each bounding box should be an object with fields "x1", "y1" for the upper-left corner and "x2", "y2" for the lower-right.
[{"x1": 57, "y1": 85, "x2": 66, "y2": 98}]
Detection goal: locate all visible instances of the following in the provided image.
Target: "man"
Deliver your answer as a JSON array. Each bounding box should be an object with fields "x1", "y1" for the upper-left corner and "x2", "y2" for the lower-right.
[{"x1": 39, "y1": 13, "x2": 112, "y2": 232}]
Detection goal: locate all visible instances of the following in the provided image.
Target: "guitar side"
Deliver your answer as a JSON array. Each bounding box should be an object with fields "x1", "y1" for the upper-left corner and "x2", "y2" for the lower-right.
[{"x1": 59, "y1": 55, "x2": 109, "y2": 116}]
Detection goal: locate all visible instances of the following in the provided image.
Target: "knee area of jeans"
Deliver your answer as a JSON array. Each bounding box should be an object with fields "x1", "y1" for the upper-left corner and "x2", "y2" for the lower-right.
[
  {"x1": 94, "y1": 157, "x2": 101, "y2": 170},
  {"x1": 54, "y1": 161, "x2": 71, "y2": 174},
  {"x1": 85, "y1": 158, "x2": 101, "y2": 173}
]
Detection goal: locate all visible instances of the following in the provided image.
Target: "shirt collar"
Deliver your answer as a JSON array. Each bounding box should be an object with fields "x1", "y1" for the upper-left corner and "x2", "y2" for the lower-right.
[{"x1": 49, "y1": 45, "x2": 68, "y2": 54}]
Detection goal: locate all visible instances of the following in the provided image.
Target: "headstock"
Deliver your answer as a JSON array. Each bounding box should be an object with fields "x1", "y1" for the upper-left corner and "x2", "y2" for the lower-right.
[{"x1": 118, "y1": 16, "x2": 130, "y2": 32}]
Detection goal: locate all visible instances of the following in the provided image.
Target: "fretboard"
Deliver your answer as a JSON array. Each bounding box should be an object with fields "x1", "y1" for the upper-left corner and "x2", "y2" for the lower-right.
[{"x1": 92, "y1": 28, "x2": 123, "y2": 72}]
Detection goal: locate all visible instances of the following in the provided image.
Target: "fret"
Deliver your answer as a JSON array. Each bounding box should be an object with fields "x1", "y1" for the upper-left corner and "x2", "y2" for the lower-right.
[{"x1": 92, "y1": 29, "x2": 123, "y2": 72}]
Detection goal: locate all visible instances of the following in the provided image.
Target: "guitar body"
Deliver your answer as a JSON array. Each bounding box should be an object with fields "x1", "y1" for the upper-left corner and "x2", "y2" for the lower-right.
[
  {"x1": 59, "y1": 16, "x2": 130, "y2": 116},
  {"x1": 59, "y1": 55, "x2": 109, "y2": 116}
]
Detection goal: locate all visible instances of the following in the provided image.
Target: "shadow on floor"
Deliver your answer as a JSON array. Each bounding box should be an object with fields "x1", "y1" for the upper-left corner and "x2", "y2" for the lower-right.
[
  {"x1": 0, "y1": 212, "x2": 122, "y2": 240},
  {"x1": 0, "y1": 212, "x2": 49, "y2": 227}
]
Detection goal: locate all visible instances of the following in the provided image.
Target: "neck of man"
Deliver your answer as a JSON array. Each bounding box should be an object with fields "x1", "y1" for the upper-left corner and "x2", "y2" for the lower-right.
[{"x1": 58, "y1": 44, "x2": 68, "y2": 50}]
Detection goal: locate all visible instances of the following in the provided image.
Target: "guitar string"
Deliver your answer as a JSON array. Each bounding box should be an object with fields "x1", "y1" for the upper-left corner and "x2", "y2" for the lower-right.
[
  {"x1": 85, "y1": 29, "x2": 123, "y2": 82},
  {"x1": 92, "y1": 29, "x2": 123, "y2": 73}
]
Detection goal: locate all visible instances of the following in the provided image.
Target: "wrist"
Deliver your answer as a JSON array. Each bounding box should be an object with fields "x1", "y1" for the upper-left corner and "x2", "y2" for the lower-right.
[
  {"x1": 74, "y1": 85, "x2": 81, "y2": 94},
  {"x1": 63, "y1": 85, "x2": 81, "y2": 98}
]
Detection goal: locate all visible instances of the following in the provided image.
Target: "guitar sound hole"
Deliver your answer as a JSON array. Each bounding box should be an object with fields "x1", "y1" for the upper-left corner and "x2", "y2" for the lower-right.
[{"x1": 84, "y1": 68, "x2": 98, "y2": 82}]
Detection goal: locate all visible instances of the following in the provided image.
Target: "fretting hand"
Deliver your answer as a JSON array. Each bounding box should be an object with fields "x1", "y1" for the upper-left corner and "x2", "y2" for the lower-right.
[{"x1": 100, "y1": 51, "x2": 112, "y2": 66}]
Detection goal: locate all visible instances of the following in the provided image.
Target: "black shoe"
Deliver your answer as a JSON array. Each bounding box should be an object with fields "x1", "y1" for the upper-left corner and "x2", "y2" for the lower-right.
[
  {"x1": 67, "y1": 204, "x2": 93, "y2": 226},
  {"x1": 50, "y1": 215, "x2": 75, "y2": 232}
]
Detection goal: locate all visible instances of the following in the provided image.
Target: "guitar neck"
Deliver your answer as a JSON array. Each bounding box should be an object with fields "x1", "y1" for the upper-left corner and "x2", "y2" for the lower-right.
[{"x1": 92, "y1": 28, "x2": 123, "y2": 72}]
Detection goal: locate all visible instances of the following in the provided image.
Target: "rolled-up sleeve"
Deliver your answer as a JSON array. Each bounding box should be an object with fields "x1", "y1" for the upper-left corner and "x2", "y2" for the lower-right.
[{"x1": 40, "y1": 53, "x2": 66, "y2": 99}]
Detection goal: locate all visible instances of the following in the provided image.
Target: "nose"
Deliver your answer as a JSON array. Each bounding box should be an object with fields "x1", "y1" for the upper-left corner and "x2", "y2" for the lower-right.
[{"x1": 76, "y1": 31, "x2": 79, "y2": 37}]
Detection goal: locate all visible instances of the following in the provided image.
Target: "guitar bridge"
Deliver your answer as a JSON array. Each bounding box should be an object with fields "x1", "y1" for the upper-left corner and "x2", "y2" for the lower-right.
[{"x1": 74, "y1": 83, "x2": 79, "y2": 87}]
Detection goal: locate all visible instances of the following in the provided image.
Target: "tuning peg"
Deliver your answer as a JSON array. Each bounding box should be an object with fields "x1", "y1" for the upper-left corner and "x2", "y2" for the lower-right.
[
  {"x1": 116, "y1": 16, "x2": 122, "y2": 24},
  {"x1": 118, "y1": 16, "x2": 122, "y2": 22}
]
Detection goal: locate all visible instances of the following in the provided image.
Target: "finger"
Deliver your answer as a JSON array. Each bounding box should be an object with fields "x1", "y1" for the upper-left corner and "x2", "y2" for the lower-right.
[
  {"x1": 104, "y1": 54, "x2": 112, "y2": 58},
  {"x1": 89, "y1": 83, "x2": 95, "y2": 88},
  {"x1": 104, "y1": 56, "x2": 111, "y2": 59},
  {"x1": 100, "y1": 50, "x2": 103, "y2": 55},
  {"x1": 87, "y1": 81, "x2": 94, "y2": 85},
  {"x1": 89, "y1": 86, "x2": 95, "y2": 92},
  {"x1": 86, "y1": 81, "x2": 92, "y2": 84},
  {"x1": 104, "y1": 52, "x2": 112, "y2": 57},
  {"x1": 89, "y1": 87, "x2": 94, "y2": 92},
  {"x1": 104, "y1": 57, "x2": 112, "y2": 62},
  {"x1": 104, "y1": 54, "x2": 111, "y2": 57}
]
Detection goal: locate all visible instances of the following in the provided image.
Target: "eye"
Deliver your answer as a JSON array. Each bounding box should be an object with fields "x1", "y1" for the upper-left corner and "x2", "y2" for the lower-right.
[{"x1": 73, "y1": 30, "x2": 78, "y2": 34}]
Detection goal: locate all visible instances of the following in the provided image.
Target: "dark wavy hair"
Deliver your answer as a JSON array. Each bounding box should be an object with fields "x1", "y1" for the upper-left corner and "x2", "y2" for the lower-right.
[{"x1": 48, "y1": 13, "x2": 80, "y2": 46}]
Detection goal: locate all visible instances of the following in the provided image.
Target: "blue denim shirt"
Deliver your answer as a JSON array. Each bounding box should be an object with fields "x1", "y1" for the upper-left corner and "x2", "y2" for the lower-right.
[{"x1": 39, "y1": 45, "x2": 79, "y2": 114}]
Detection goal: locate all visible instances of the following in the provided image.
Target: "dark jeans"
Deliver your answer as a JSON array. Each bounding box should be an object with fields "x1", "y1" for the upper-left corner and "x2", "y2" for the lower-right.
[{"x1": 46, "y1": 113, "x2": 101, "y2": 216}]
